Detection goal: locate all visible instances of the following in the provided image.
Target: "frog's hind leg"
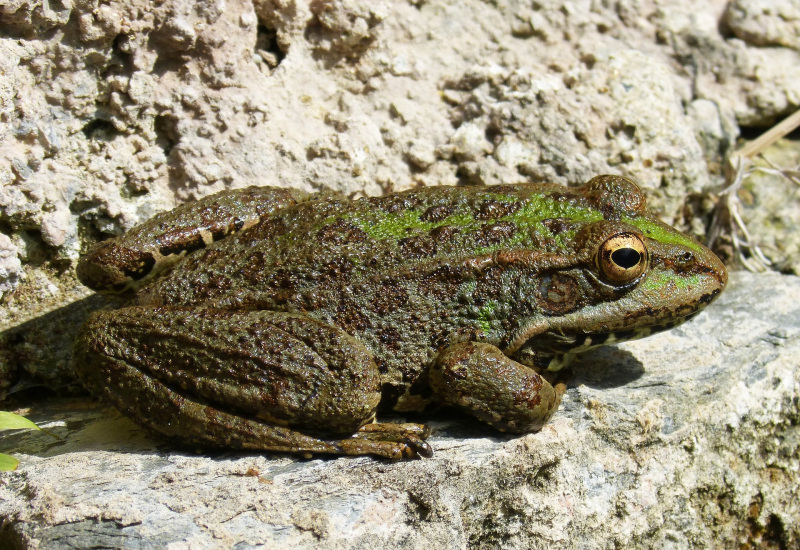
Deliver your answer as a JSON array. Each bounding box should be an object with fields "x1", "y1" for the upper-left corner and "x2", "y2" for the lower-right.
[
  {"x1": 77, "y1": 186, "x2": 311, "y2": 293},
  {"x1": 132, "y1": 389, "x2": 429, "y2": 459},
  {"x1": 74, "y1": 306, "x2": 431, "y2": 459}
]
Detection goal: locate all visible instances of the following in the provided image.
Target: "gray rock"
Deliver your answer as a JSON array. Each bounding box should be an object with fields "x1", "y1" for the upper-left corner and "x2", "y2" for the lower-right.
[
  {"x1": 725, "y1": 0, "x2": 800, "y2": 50},
  {"x1": 0, "y1": 234, "x2": 22, "y2": 301},
  {"x1": 443, "y1": 48, "x2": 712, "y2": 220},
  {"x1": 728, "y1": 141, "x2": 800, "y2": 275},
  {"x1": 1, "y1": 271, "x2": 797, "y2": 548}
]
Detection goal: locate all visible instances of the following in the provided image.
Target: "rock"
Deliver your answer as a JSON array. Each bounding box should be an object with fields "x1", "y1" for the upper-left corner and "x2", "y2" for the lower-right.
[
  {"x1": 0, "y1": 271, "x2": 797, "y2": 548},
  {"x1": 443, "y1": 49, "x2": 711, "y2": 220},
  {"x1": 0, "y1": 234, "x2": 22, "y2": 301},
  {"x1": 725, "y1": 0, "x2": 800, "y2": 50}
]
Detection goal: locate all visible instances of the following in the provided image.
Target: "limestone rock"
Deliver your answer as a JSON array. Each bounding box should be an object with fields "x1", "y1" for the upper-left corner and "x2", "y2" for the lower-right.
[
  {"x1": 725, "y1": 0, "x2": 800, "y2": 50},
  {"x1": 0, "y1": 234, "x2": 22, "y2": 301}
]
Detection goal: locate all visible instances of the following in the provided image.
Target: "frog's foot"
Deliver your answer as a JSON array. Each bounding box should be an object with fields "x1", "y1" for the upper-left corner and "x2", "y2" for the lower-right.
[
  {"x1": 165, "y1": 399, "x2": 431, "y2": 459},
  {"x1": 430, "y1": 342, "x2": 563, "y2": 433},
  {"x1": 350, "y1": 423, "x2": 433, "y2": 458}
]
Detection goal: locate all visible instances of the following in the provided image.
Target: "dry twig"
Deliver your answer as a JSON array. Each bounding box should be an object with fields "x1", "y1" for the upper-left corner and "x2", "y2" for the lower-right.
[{"x1": 708, "y1": 109, "x2": 800, "y2": 271}]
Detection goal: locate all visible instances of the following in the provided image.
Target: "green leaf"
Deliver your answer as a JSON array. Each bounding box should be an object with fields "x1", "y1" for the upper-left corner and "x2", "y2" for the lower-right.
[
  {"x1": 0, "y1": 411, "x2": 41, "y2": 431},
  {"x1": 0, "y1": 453, "x2": 20, "y2": 471}
]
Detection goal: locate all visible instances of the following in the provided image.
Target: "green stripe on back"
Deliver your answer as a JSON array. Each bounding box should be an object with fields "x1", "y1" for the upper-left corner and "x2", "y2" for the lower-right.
[
  {"x1": 347, "y1": 192, "x2": 604, "y2": 247},
  {"x1": 624, "y1": 217, "x2": 705, "y2": 253}
]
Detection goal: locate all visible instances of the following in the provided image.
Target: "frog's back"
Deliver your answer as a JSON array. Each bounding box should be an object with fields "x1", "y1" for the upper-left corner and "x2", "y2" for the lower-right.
[{"x1": 137, "y1": 183, "x2": 598, "y2": 309}]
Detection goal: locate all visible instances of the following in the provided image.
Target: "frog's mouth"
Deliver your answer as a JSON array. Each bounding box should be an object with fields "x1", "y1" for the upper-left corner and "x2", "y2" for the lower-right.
[{"x1": 510, "y1": 311, "x2": 700, "y2": 371}]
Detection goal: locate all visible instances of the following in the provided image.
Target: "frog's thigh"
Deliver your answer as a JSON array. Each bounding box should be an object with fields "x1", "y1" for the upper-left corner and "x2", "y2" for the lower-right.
[
  {"x1": 75, "y1": 307, "x2": 424, "y2": 457},
  {"x1": 430, "y1": 342, "x2": 563, "y2": 433}
]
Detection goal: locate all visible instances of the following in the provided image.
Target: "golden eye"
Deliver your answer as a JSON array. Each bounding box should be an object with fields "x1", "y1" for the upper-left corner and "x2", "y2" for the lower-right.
[{"x1": 596, "y1": 233, "x2": 647, "y2": 285}]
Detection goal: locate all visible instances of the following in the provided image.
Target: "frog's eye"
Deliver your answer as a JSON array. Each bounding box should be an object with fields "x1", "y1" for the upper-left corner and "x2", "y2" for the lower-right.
[{"x1": 596, "y1": 233, "x2": 647, "y2": 285}]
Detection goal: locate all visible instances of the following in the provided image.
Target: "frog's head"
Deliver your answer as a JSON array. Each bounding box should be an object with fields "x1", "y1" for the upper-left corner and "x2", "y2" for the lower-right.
[{"x1": 504, "y1": 175, "x2": 727, "y2": 369}]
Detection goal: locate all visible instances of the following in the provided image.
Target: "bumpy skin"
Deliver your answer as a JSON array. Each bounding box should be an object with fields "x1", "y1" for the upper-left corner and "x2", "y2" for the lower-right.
[{"x1": 74, "y1": 176, "x2": 727, "y2": 458}]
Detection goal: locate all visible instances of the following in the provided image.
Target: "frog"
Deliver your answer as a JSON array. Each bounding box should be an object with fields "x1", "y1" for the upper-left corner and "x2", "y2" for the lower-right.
[{"x1": 74, "y1": 175, "x2": 727, "y2": 459}]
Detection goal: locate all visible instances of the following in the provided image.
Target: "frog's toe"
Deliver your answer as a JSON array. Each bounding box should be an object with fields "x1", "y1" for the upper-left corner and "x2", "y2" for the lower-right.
[
  {"x1": 406, "y1": 438, "x2": 433, "y2": 458},
  {"x1": 374, "y1": 438, "x2": 432, "y2": 460},
  {"x1": 349, "y1": 422, "x2": 433, "y2": 458}
]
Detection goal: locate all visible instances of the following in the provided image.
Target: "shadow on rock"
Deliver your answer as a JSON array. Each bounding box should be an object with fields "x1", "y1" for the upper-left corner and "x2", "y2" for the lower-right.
[
  {"x1": 0, "y1": 294, "x2": 127, "y2": 401},
  {"x1": 567, "y1": 346, "x2": 645, "y2": 390}
]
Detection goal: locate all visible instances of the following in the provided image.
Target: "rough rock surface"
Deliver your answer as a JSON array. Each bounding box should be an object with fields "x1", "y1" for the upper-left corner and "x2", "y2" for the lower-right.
[
  {"x1": 725, "y1": 0, "x2": 800, "y2": 50},
  {"x1": 1, "y1": 271, "x2": 798, "y2": 548}
]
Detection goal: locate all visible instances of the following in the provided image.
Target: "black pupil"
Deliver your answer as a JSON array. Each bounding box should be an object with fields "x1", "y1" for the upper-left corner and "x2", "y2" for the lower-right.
[{"x1": 611, "y1": 247, "x2": 641, "y2": 269}]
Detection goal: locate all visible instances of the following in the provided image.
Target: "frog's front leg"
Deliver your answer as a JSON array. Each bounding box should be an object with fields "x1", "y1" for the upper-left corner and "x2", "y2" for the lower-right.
[
  {"x1": 429, "y1": 342, "x2": 565, "y2": 432},
  {"x1": 74, "y1": 307, "x2": 431, "y2": 459}
]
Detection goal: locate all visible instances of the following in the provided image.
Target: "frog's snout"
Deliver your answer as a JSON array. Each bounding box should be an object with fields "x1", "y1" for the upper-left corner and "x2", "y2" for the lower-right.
[{"x1": 695, "y1": 245, "x2": 728, "y2": 304}]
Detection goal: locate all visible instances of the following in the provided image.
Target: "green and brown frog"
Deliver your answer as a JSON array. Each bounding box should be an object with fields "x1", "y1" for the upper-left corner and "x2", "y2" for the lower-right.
[{"x1": 74, "y1": 175, "x2": 727, "y2": 458}]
